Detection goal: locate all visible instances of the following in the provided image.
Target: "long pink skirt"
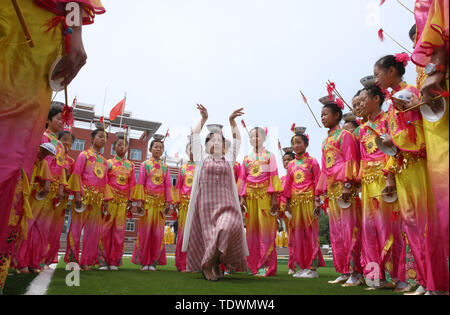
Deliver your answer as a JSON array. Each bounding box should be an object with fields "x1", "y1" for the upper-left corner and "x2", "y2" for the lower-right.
[{"x1": 186, "y1": 158, "x2": 247, "y2": 273}]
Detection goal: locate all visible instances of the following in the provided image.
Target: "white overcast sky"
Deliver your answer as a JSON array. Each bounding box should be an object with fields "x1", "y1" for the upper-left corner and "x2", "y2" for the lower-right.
[{"x1": 56, "y1": 0, "x2": 418, "y2": 175}]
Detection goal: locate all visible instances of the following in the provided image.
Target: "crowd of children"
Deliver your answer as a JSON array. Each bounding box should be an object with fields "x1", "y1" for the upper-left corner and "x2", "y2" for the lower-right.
[{"x1": 0, "y1": 0, "x2": 448, "y2": 295}]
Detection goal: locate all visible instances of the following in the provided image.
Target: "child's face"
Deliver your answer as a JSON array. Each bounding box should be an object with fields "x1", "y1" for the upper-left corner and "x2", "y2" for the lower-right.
[
  {"x1": 93, "y1": 131, "x2": 106, "y2": 149},
  {"x1": 292, "y1": 136, "x2": 307, "y2": 156},
  {"x1": 249, "y1": 129, "x2": 265, "y2": 149},
  {"x1": 60, "y1": 133, "x2": 73, "y2": 153},
  {"x1": 48, "y1": 113, "x2": 63, "y2": 133},
  {"x1": 282, "y1": 155, "x2": 294, "y2": 169},
  {"x1": 321, "y1": 107, "x2": 340, "y2": 129},
  {"x1": 114, "y1": 139, "x2": 127, "y2": 157},
  {"x1": 352, "y1": 96, "x2": 363, "y2": 117},
  {"x1": 151, "y1": 141, "x2": 164, "y2": 159},
  {"x1": 342, "y1": 122, "x2": 356, "y2": 133},
  {"x1": 374, "y1": 65, "x2": 392, "y2": 90},
  {"x1": 360, "y1": 90, "x2": 380, "y2": 118}
]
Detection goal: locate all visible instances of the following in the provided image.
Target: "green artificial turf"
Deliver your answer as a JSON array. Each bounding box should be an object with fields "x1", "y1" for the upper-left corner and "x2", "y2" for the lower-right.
[
  {"x1": 3, "y1": 271, "x2": 38, "y2": 295},
  {"x1": 42, "y1": 257, "x2": 402, "y2": 295}
]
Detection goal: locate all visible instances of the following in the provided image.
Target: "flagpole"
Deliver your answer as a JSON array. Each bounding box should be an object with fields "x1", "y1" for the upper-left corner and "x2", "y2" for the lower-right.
[{"x1": 119, "y1": 92, "x2": 127, "y2": 129}]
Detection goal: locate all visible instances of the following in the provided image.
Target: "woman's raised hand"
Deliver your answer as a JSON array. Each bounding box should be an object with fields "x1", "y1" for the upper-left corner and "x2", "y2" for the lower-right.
[
  {"x1": 229, "y1": 108, "x2": 244, "y2": 122},
  {"x1": 197, "y1": 104, "x2": 208, "y2": 121}
]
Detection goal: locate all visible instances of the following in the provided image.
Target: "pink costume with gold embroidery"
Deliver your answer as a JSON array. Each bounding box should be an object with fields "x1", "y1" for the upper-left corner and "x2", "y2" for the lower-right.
[
  {"x1": 174, "y1": 161, "x2": 195, "y2": 271},
  {"x1": 283, "y1": 153, "x2": 326, "y2": 271},
  {"x1": 64, "y1": 147, "x2": 112, "y2": 267},
  {"x1": 98, "y1": 156, "x2": 136, "y2": 267},
  {"x1": 316, "y1": 126, "x2": 362, "y2": 276},
  {"x1": 132, "y1": 158, "x2": 172, "y2": 267},
  {"x1": 238, "y1": 150, "x2": 283, "y2": 276}
]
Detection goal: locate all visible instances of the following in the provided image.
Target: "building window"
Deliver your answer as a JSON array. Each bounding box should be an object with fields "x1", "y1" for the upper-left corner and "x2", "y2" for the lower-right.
[
  {"x1": 130, "y1": 149, "x2": 142, "y2": 161},
  {"x1": 126, "y1": 219, "x2": 136, "y2": 232},
  {"x1": 72, "y1": 139, "x2": 85, "y2": 151}
]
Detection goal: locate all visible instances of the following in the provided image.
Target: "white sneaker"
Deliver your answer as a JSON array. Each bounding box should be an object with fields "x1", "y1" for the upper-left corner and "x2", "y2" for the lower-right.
[
  {"x1": 404, "y1": 285, "x2": 426, "y2": 295},
  {"x1": 328, "y1": 274, "x2": 349, "y2": 284},
  {"x1": 99, "y1": 266, "x2": 109, "y2": 270},
  {"x1": 300, "y1": 270, "x2": 319, "y2": 279},
  {"x1": 141, "y1": 266, "x2": 149, "y2": 271},
  {"x1": 149, "y1": 266, "x2": 156, "y2": 271},
  {"x1": 109, "y1": 266, "x2": 119, "y2": 271},
  {"x1": 293, "y1": 269, "x2": 305, "y2": 278}
]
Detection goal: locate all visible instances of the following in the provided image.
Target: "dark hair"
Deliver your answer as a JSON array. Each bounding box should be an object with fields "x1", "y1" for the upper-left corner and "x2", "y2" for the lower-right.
[
  {"x1": 290, "y1": 133, "x2": 309, "y2": 147},
  {"x1": 363, "y1": 85, "x2": 386, "y2": 108},
  {"x1": 58, "y1": 130, "x2": 75, "y2": 142},
  {"x1": 91, "y1": 128, "x2": 107, "y2": 139},
  {"x1": 48, "y1": 106, "x2": 62, "y2": 121},
  {"x1": 150, "y1": 140, "x2": 164, "y2": 150},
  {"x1": 113, "y1": 136, "x2": 128, "y2": 148},
  {"x1": 283, "y1": 152, "x2": 295, "y2": 160},
  {"x1": 354, "y1": 89, "x2": 364, "y2": 98},
  {"x1": 344, "y1": 120, "x2": 359, "y2": 129},
  {"x1": 323, "y1": 103, "x2": 343, "y2": 122},
  {"x1": 409, "y1": 24, "x2": 416, "y2": 42},
  {"x1": 205, "y1": 132, "x2": 226, "y2": 146},
  {"x1": 375, "y1": 55, "x2": 406, "y2": 76}
]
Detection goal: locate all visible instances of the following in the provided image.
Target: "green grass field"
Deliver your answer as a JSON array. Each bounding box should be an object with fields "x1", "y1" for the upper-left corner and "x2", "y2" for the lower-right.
[{"x1": 7, "y1": 257, "x2": 399, "y2": 295}]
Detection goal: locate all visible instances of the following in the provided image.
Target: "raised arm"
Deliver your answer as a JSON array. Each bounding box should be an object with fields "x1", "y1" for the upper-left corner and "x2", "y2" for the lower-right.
[{"x1": 227, "y1": 108, "x2": 244, "y2": 162}]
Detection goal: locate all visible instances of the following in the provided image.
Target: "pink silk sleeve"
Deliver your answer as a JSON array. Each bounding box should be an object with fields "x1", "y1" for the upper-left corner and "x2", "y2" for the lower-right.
[
  {"x1": 315, "y1": 149, "x2": 328, "y2": 196},
  {"x1": 283, "y1": 165, "x2": 294, "y2": 199},
  {"x1": 164, "y1": 169, "x2": 173, "y2": 203},
  {"x1": 267, "y1": 154, "x2": 283, "y2": 194},
  {"x1": 335, "y1": 131, "x2": 360, "y2": 184},
  {"x1": 237, "y1": 160, "x2": 248, "y2": 197},
  {"x1": 311, "y1": 158, "x2": 321, "y2": 196},
  {"x1": 67, "y1": 152, "x2": 87, "y2": 193},
  {"x1": 412, "y1": 0, "x2": 449, "y2": 67}
]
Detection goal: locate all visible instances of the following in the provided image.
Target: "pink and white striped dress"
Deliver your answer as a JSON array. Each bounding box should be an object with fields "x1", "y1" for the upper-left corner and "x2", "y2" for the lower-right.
[{"x1": 186, "y1": 156, "x2": 248, "y2": 273}]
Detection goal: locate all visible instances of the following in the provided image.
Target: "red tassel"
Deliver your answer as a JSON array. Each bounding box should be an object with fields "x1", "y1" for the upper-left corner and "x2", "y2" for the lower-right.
[
  {"x1": 431, "y1": 89, "x2": 450, "y2": 98},
  {"x1": 62, "y1": 104, "x2": 74, "y2": 127},
  {"x1": 378, "y1": 28, "x2": 385, "y2": 42},
  {"x1": 43, "y1": 16, "x2": 65, "y2": 34},
  {"x1": 291, "y1": 123, "x2": 296, "y2": 132},
  {"x1": 380, "y1": 0, "x2": 386, "y2": 5},
  {"x1": 321, "y1": 197, "x2": 329, "y2": 215},
  {"x1": 64, "y1": 33, "x2": 72, "y2": 54},
  {"x1": 241, "y1": 119, "x2": 247, "y2": 128},
  {"x1": 327, "y1": 82, "x2": 335, "y2": 101},
  {"x1": 99, "y1": 116, "x2": 104, "y2": 123},
  {"x1": 392, "y1": 209, "x2": 400, "y2": 221}
]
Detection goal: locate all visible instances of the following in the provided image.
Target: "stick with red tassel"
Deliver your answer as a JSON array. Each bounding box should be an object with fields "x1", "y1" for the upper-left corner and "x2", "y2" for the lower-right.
[
  {"x1": 299, "y1": 90, "x2": 322, "y2": 128},
  {"x1": 241, "y1": 119, "x2": 250, "y2": 136},
  {"x1": 378, "y1": 28, "x2": 412, "y2": 54}
]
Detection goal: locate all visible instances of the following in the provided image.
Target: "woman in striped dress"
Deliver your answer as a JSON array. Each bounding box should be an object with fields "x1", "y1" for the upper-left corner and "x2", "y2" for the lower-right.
[{"x1": 182, "y1": 105, "x2": 248, "y2": 281}]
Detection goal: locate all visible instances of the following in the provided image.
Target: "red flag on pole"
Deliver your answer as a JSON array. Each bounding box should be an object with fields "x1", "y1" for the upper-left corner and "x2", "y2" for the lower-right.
[{"x1": 109, "y1": 96, "x2": 126, "y2": 121}]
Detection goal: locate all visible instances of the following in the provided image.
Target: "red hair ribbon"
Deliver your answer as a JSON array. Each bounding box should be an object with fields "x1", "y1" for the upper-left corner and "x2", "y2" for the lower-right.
[
  {"x1": 264, "y1": 127, "x2": 268, "y2": 136},
  {"x1": 335, "y1": 98, "x2": 345, "y2": 110},
  {"x1": 395, "y1": 52, "x2": 410, "y2": 67},
  {"x1": 305, "y1": 134, "x2": 310, "y2": 141},
  {"x1": 327, "y1": 82, "x2": 336, "y2": 101}
]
